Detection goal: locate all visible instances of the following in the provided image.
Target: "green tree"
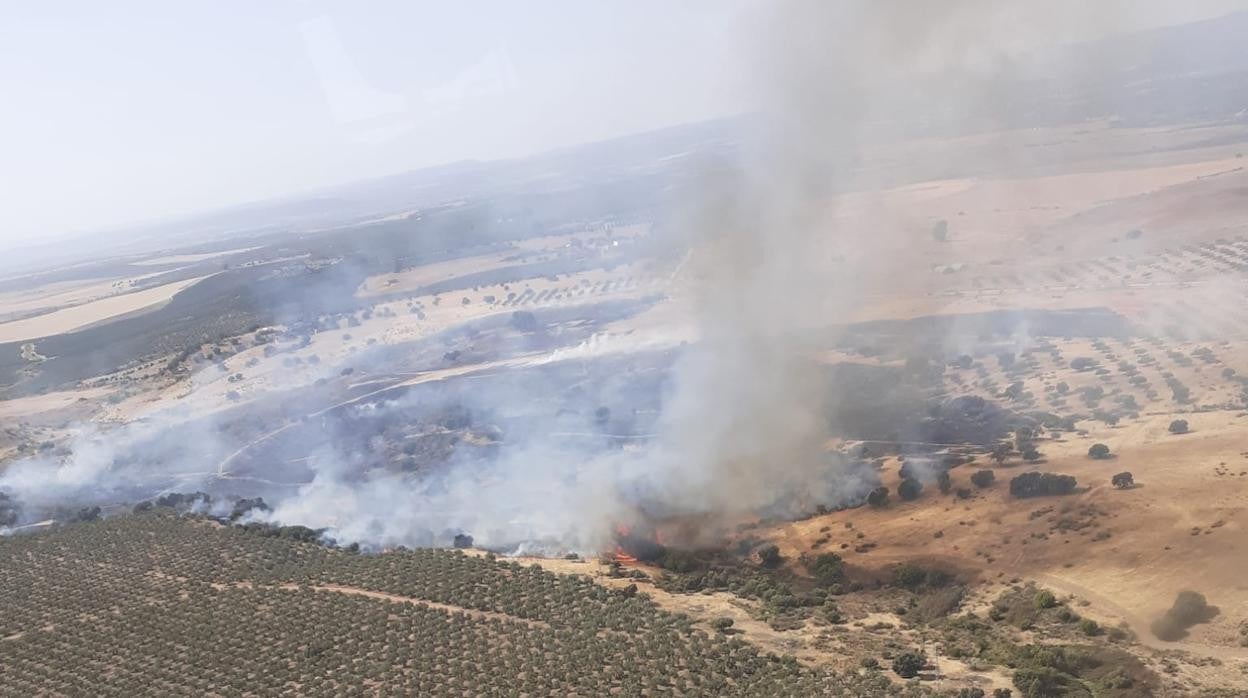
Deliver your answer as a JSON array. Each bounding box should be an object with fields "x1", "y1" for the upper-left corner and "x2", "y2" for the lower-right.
[
  {"x1": 1034, "y1": 590, "x2": 1057, "y2": 609},
  {"x1": 970, "y1": 470, "x2": 995, "y2": 488},
  {"x1": 808, "y1": 553, "x2": 845, "y2": 588},
  {"x1": 1087, "y1": 443, "x2": 1110, "y2": 459},
  {"x1": 991, "y1": 443, "x2": 1013, "y2": 464},
  {"x1": 820, "y1": 600, "x2": 844, "y2": 624},
  {"x1": 891, "y1": 651, "x2": 926, "y2": 678}
]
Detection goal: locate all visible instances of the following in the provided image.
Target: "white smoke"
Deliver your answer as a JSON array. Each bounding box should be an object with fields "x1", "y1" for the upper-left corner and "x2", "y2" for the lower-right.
[{"x1": 2, "y1": 1, "x2": 1188, "y2": 553}]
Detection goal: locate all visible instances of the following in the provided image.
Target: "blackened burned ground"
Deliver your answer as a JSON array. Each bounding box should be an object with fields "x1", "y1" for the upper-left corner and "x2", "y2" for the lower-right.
[
  {"x1": 226, "y1": 347, "x2": 673, "y2": 489},
  {"x1": 0, "y1": 302, "x2": 664, "y2": 513},
  {"x1": 3, "y1": 306, "x2": 1117, "y2": 526}
]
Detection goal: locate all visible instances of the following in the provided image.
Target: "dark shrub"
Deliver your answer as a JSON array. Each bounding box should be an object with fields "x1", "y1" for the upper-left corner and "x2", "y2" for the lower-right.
[
  {"x1": 1009, "y1": 472, "x2": 1077, "y2": 498},
  {"x1": 758, "y1": 544, "x2": 782, "y2": 568},
  {"x1": 72, "y1": 506, "x2": 101, "y2": 523},
  {"x1": 891, "y1": 650, "x2": 926, "y2": 678},
  {"x1": 808, "y1": 553, "x2": 845, "y2": 587},
  {"x1": 990, "y1": 442, "x2": 1012, "y2": 464},
  {"x1": 1168, "y1": 419, "x2": 1189, "y2": 434},
  {"x1": 275, "y1": 525, "x2": 321, "y2": 543},
  {"x1": 821, "y1": 600, "x2": 844, "y2": 624},
  {"x1": 657, "y1": 549, "x2": 701, "y2": 573},
  {"x1": 155, "y1": 492, "x2": 212, "y2": 511},
  {"x1": 230, "y1": 497, "x2": 270, "y2": 521},
  {"x1": 894, "y1": 564, "x2": 927, "y2": 591},
  {"x1": 970, "y1": 470, "x2": 995, "y2": 488},
  {"x1": 898, "y1": 477, "x2": 923, "y2": 501},
  {"x1": 1111, "y1": 472, "x2": 1134, "y2": 489},
  {"x1": 1087, "y1": 443, "x2": 1110, "y2": 459},
  {"x1": 1013, "y1": 667, "x2": 1074, "y2": 697},
  {"x1": 510, "y1": 310, "x2": 539, "y2": 332}
]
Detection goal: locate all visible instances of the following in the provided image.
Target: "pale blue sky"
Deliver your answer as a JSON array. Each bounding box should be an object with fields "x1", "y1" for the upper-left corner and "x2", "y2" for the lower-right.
[
  {"x1": 0, "y1": 1, "x2": 754, "y2": 248},
  {"x1": 2, "y1": 0, "x2": 1246, "y2": 250}
]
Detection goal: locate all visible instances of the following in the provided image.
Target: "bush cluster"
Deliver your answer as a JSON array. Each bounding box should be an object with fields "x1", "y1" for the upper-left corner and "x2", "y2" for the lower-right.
[{"x1": 1009, "y1": 472, "x2": 1077, "y2": 498}]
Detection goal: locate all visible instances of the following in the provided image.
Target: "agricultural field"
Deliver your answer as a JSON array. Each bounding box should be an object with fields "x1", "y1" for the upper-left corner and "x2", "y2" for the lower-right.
[
  {"x1": 0, "y1": 513, "x2": 920, "y2": 697},
  {"x1": 5, "y1": 10, "x2": 1248, "y2": 696},
  {"x1": 7, "y1": 119, "x2": 1248, "y2": 694}
]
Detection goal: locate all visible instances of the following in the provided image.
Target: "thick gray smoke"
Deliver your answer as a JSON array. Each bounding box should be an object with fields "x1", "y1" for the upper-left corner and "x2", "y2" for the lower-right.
[
  {"x1": 595, "y1": 0, "x2": 1180, "y2": 536},
  {"x1": 623, "y1": 1, "x2": 1010, "y2": 525},
  {"x1": 2, "y1": 1, "x2": 1165, "y2": 552}
]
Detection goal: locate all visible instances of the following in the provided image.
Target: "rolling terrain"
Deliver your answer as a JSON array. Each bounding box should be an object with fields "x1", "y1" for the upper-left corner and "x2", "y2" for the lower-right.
[{"x1": 6, "y1": 14, "x2": 1248, "y2": 696}]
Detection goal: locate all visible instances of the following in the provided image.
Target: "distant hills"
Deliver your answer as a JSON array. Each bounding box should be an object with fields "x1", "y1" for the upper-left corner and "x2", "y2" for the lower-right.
[{"x1": 10, "y1": 11, "x2": 1248, "y2": 277}]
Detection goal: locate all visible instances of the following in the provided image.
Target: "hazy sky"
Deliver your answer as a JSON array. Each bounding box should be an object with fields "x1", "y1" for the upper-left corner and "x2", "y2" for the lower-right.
[{"x1": 2, "y1": 0, "x2": 1247, "y2": 251}]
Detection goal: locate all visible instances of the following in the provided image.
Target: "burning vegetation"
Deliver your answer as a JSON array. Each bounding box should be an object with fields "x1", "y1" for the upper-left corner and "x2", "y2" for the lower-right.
[{"x1": 6, "y1": 1, "x2": 1248, "y2": 695}]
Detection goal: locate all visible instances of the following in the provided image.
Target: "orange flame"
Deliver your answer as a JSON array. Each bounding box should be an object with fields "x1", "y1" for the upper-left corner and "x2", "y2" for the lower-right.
[{"x1": 611, "y1": 522, "x2": 641, "y2": 564}]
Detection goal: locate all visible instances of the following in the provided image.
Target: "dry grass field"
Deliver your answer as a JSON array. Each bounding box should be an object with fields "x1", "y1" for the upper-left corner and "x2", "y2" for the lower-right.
[{"x1": 0, "y1": 275, "x2": 211, "y2": 344}]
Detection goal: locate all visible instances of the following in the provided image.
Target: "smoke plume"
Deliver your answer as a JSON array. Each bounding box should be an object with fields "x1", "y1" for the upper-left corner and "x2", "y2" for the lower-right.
[
  {"x1": 621, "y1": 1, "x2": 1009, "y2": 527},
  {"x1": 2, "y1": 1, "x2": 1165, "y2": 553}
]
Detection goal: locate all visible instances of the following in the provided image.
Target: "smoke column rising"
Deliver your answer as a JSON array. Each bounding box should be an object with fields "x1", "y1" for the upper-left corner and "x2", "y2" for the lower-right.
[
  {"x1": 625, "y1": 1, "x2": 987, "y2": 527},
  {"x1": 1, "y1": 1, "x2": 1155, "y2": 552}
]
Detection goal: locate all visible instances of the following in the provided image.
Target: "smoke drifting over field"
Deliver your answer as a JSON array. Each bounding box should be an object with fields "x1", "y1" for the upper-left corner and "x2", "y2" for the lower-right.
[
  {"x1": 0, "y1": 1, "x2": 1178, "y2": 552},
  {"x1": 257, "y1": 1, "x2": 1012, "y2": 548},
  {"x1": 617, "y1": 0, "x2": 1049, "y2": 527}
]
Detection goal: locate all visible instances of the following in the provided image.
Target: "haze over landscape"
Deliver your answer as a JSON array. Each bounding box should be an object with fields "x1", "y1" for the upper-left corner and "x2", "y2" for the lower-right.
[
  {"x1": 4, "y1": 0, "x2": 1247, "y2": 252},
  {"x1": 5, "y1": 2, "x2": 1248, "y2": 696}
]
